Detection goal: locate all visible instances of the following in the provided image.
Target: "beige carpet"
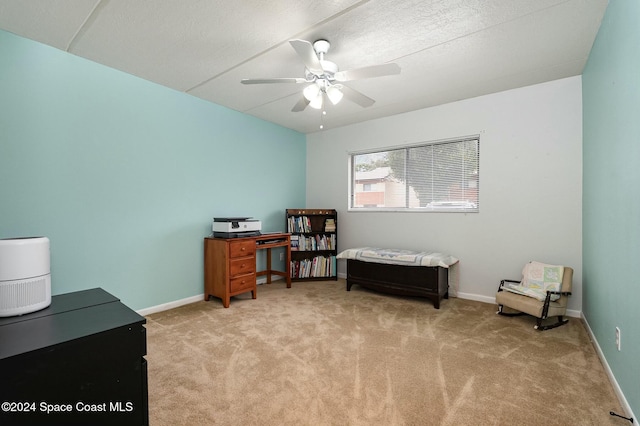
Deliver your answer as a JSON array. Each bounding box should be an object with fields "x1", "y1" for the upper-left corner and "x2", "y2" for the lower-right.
[{"x1": 145, "y1": 279, "x2": 626, "y2": 425}]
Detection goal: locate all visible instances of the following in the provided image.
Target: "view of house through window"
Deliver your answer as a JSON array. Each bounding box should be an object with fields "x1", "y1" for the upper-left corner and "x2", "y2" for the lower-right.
[{"x1": 350, "y1": 137, "x2": 479, "y2": 212}]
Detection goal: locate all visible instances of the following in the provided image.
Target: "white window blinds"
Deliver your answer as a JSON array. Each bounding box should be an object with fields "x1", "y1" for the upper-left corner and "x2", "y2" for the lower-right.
[{"x1": 350, "y1": 137, "x2": 479, "y2": 212}]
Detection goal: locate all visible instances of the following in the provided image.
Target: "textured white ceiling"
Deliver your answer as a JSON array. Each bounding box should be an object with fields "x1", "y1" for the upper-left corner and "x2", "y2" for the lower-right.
[{"x1": 0, "y1": 0, "x2": 608, "y2": 134}]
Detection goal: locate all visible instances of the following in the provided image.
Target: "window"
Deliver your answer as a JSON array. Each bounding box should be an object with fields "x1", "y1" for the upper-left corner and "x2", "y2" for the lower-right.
[{"x1": 349, "y1": 136, "x2": 479, "y2": 212}]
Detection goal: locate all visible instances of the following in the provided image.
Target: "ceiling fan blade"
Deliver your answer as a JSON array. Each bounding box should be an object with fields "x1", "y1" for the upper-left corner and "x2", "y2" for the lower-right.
[
  {"x1": 334, "y1": 63, "x2": 401, "y2": 82},
  {"x1": 291, "y1": 96, "x2": 310, "y2": 112},
  {"x1": 341, "y1": 85, "x2": 375, "y2": 108},
  {"x1": 241, "y1": 78, "x2": 308, "y2": 84},
  {"x1": 289, "y1": 39, "x2": 323, "y2": 75}
]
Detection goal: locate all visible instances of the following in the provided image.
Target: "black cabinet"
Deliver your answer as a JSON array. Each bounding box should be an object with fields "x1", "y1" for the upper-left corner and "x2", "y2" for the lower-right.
[{"x1": 0, "y1": 288, "x2": 148, "y2": 425}]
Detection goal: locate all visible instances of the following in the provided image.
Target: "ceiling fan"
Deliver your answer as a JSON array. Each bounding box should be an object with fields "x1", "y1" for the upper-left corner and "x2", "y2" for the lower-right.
[{"x1": 241, "y1": 39, "x2": 401, "y2": 112}]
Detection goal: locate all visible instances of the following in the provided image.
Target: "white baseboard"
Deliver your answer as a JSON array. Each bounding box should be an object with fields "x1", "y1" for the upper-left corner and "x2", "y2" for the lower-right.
[
  {"x1": 140, "y1": 278, "x2": 581, "y2": 320},
  {"x1": 564, "y1": 308, "x2": 581, "y2": 318},
  {"x1": 582, "y1": 313, "x2": 635, "y2": 422},
  {"x1": 456, "y1": 292, "x2": 495, "y2": 304},
  {"x1": 456, "y1": 292, "x2": 580, "y2": 318},
  {"x1": 137, "y1": 294, "x2": 203, "y2": 316},
  {"x1": 339, "y1": 274, "x2": 582, "y2": 318},
  {"x1": 137, "y1": 276, "x2": 286, "y2": 316},
  {"x1": 257, "y1": 276, "x2": 284, "y2": 285}
]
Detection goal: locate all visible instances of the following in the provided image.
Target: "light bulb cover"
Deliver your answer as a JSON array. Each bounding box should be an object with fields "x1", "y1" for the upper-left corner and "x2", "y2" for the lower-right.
[
  {"x1": 309, "y1": 93, "x2": 323, "y2": 109},
  {"x1": 303, "y1": 84, "x2": 321, "y2": 101},
  {"x1": 326, "y1": 85, "x2": 344, "y2": 105}
]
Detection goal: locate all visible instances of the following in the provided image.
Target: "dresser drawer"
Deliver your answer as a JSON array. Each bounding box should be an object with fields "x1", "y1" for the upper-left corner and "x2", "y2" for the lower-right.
[
  {"x1": 230, "y1": 257, "x2": 256, "y2": 276},
  {"x1": 230, "y1": 274, "x2": 256, "y2": 293},
  {"x1": 229, "y1": 240, "x2": 256, "y2": 258}
]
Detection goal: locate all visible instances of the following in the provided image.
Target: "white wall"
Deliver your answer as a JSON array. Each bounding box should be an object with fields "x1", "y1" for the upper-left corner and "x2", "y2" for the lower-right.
[{"x1": 306, "y1": 76, "x2": 583, "y2": 312}]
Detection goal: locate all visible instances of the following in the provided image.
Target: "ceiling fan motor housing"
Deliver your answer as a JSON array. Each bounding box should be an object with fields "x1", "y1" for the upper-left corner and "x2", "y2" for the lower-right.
[{"x1": 313, "y1": 39, "x2": 331, "y2": 55}]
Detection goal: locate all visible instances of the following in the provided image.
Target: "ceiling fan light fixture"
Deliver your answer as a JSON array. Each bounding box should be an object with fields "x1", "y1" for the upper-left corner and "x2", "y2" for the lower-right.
[
  {"x1": 326, "y1": 85, "x2": 344, "y2": 105},
  {"x1": 303, "y1": 84, "x2": 321, "y2": 102},
  {"x1": 309, "y1": 93, "x2": 324, "y2": 109}
]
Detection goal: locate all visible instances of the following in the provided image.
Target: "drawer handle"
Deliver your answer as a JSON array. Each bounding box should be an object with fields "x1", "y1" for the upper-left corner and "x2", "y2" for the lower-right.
[
  {"x1": 241, "y1": 263, "x2": 245, "y2": 268},
  {"x1": 241, "y1": 247, "x2": 246, "y2": 251}
]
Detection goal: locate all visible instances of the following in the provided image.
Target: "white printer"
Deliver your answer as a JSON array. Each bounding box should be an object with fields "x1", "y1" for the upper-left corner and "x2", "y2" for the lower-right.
[{"x1": 212, "y1": 217, "x2": 261, "y2": 238}]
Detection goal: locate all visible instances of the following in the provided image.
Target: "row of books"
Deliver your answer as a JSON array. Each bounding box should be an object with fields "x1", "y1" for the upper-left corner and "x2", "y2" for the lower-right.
[
  {"x1": 288, "y1": 216, "x2": 337, "y2": 233},
  {"x1": 290, "y1": 256, "x2": 336, "y2": 279},
  {"x1": 290, "y1": 234, "x2": 336, "y2": 251},
  {"x1": 287, "y1": 216, "x2": 313, "y2": 233}
]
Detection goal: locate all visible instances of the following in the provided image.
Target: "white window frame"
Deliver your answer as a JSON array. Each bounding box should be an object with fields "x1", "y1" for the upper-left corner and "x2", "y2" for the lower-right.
[{"x1": 348, "y1": 136, "x2": 480, "y2": 212}]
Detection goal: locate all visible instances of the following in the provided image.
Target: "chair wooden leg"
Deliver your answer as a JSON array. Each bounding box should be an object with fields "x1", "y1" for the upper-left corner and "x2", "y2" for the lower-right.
[
  {"x1": 534, "y1": 316, "x2": 569, "y2": 331},
  {"x1": 497, "y1": 305, "x2": 526, "y2": 317}
]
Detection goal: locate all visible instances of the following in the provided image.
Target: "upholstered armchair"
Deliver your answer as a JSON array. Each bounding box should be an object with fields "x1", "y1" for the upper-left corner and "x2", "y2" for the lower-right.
[{"x1": 496, "y1": 262, "x2": 573, "y2": 331}]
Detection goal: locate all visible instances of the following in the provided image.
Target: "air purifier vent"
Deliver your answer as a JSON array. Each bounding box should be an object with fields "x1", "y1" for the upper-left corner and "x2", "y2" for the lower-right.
[
  {"x1": 0, "y1": 276, "x2": 50, "y2": 312},
  {"x1": 0, "y1": 236, "x2": 52, "y2": 317}
]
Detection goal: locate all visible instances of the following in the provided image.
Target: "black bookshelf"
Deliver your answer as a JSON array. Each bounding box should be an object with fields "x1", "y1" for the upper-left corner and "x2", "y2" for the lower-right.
[{"x1": 286, "y1": 209, "x2": 337, "y2": 281}]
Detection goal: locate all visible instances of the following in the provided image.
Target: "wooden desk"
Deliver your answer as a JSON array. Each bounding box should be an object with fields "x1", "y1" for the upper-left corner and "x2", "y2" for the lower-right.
[{"x1": 204, "y1": 233, "x2": 291, "y2": 308}]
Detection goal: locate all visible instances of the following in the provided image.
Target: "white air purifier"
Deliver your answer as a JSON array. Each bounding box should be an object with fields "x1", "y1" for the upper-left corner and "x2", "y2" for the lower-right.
[{"x1": 0, "y1": 237, "x2": 52, "y2": 317}]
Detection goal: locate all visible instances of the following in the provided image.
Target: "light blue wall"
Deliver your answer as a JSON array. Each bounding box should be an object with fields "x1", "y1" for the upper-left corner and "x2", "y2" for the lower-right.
[
  {"x1": 583, "y1": 0, "x2": 640, "y2": 417},
  {"x1": 0, "y1": 30, "x2": 306, "y2": 310}
]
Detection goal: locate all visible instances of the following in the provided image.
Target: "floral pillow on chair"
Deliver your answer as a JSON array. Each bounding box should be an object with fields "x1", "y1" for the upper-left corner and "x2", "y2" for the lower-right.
[{"x1": 502, "y1": 261, "x2": 564, "y2": 301}]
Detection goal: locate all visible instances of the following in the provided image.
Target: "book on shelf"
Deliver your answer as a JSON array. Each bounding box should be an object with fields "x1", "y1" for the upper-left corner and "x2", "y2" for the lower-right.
[
  {"x1": 289, "y1": 255, "x2": 337, "y2": 279},
  {"x1": 292, "y1": 234, "x2": 336, "y2": 251},
  {"x1": 290, "y1": 235, "x2": 299, "y2": 250},
  {"x1": 288, "y1": 216, "x2": 312, "y2": 233},
  {"x1": 324, "y1": 218, "x2": 336, "y2": 232}
]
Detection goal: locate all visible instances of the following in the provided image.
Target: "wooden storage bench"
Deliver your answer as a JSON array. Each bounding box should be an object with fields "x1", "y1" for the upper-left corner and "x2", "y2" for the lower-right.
[
  {"x1": 346, "y1": 259, "x2": 448, "y2": 308},
  {"x1": 337, "y1": 248, "x2": 459, "y2": 309}
]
